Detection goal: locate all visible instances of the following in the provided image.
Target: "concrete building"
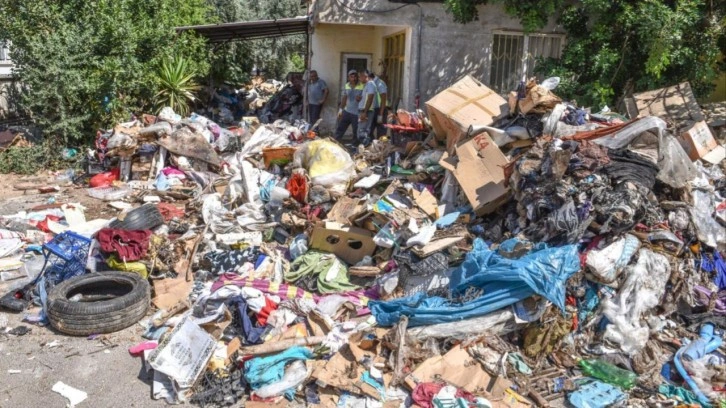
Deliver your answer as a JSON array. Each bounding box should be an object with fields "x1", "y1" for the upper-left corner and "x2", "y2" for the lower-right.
[
  {"x1": 0, "y1": 41, "x2": 15, "y2": 117},
  {"x1": 307, "y1": 0, "x2": 565, "y2": 132}
]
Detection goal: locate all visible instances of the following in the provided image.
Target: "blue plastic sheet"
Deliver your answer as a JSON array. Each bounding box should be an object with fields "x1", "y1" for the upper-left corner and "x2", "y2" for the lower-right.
[
  {"x1": 243, "y1": 346, "x2": 314, "y2": 399},
  {"x1": 370, "y1": 239, "x2": 580, "y2": 327},
  {"x1": 701, "y1": 251, "x2": 726, "y2": 290}
]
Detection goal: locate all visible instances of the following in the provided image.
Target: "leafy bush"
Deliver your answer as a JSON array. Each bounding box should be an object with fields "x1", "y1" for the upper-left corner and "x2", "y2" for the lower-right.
[{"x1": 154, "y1": 56, "x2": 201, "y2": 117}]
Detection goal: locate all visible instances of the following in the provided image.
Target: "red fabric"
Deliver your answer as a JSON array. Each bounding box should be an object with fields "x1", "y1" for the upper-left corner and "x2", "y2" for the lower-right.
[
  {"x1": 286, "y1": 173, "x2": 308, "y2": 204},
  {"x1": 34, "y1": 215, "x2": 62, "y2": 233},
  {"x1": 89, "y1": 168, "x2": 120, "y2": 188},
  {"x1": 157, "y1": 203, "x2": 185, "y2": 222},
  {"x1": 256, "y1": 297, "x2": 279, "y2": 326},
  {"x1": 411, "y1": 383, "x2": 476, "y2": 408},
  {"x1": 96, "y1": 228, "x2": 152, "y2": 261}
]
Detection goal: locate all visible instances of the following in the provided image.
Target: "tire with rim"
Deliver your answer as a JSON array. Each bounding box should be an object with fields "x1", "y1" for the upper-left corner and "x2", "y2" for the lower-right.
[
  {"x1": 108, "y1": 203, "x2": 164, "y2": 230},
  {"x1": 47, "y1": 272, "x2": 150, "y2": 336}
]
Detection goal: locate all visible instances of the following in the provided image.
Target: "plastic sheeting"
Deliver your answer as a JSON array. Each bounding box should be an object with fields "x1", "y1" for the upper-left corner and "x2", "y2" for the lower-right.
[
  {"x1": 601, "y1": 248, "x2": 670, "y2": 354},
  {"x1": 590, "y1": 116, "x2": 697, "y2": 188},
  {"x1": 370, "y1": 239, "x2": 579, "y2": 327}
]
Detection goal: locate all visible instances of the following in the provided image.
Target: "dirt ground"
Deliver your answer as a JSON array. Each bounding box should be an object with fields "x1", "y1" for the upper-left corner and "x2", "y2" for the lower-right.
[{"x1": 0, "y1": 173, "x2": 167, "y2": 408}]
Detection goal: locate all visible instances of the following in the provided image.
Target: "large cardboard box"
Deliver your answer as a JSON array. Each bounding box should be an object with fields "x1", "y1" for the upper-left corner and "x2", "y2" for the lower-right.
[
  {"x1": 426, "y1": 75, "x2": 508, "y2": 153},
  {"x1": 678, "y1": 120, "x2": 726, "y2": 164},
  {"x1": 439, "y1": 132, "x2": 510, "y2": 215},
  {"x1": 625, "y1": 82, "x2": 705, "y2": 132},
  {"x1": 309, "y1": 222, "x2": 376, "y2": 265}
]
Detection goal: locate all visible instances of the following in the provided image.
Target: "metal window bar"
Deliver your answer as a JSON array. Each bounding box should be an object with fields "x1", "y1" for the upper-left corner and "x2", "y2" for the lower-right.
[{"x1": 491, "y1": 33, "x2": 524, "y2": 93}]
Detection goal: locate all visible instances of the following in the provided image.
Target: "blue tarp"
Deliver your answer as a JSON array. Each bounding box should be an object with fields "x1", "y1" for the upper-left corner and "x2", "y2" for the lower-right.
[
  {"x1": 370, "y1": 239, "x2": 580, "y2": 327},
  {"x1": 243, "y1": 346, "x2": 314, "y2": 398}
]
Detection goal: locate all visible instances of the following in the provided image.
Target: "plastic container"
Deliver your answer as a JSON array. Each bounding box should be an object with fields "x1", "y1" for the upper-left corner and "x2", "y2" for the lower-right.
[
  {"x1": 87, "y1": 185, "x2": 130, "y2": 201},
  {"x1": 41, "y1": 231, "x2": 92, "y2": 286},
  {"x1": 579, "y1": 359, "x2": 637, "y2": 390}
]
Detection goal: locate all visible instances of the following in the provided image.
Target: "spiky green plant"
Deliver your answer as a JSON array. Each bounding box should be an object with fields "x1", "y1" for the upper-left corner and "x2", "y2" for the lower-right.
[{"x1": 154, "y1": 56, "x2": 200, "y2": 117}]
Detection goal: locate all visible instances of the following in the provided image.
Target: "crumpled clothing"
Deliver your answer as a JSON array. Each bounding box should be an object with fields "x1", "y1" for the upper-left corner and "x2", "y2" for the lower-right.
[
  {"x1": 202, "y1": 248, "x2": 260, "y2": 275},
  {"x1": 212, "y1": 275, "x2": 319, "y2": 302},
  {"x1": 227, "y1": 295, "x2": 268, "y2": 345},
  {"x1": 243, "y1": 346, "x2": 314, "y2": 398},
  {"x1": 286, "y1": 251, "x2": 359, "y2": 294},
  {"x1": 569, "y1": 140, "x2": 610, "y2": 178},
  {"x1": 523, "y1": 313, "x2": 572, "y2": 358},
  {"x1": 97, "y1": 229, "x2": 151, "y2": 261},
  {"x1": 602, "y1": 148, "x2": 659, "y2": 189},
  {"x1": 257, "y1": 297, "x2": 279, "y2": 326},
  {"x1": 411, "y1": 382, "x2": 476, "y2": 408},
  {"x1": 700, "y1": 251, "x2": 726, "y2": 290},
  {"x1": 593, "y1": 182, "x2": 661, "y2": 234},
  {"x1": 156, "y1": 203, "x2": 185, "y2": 222}
]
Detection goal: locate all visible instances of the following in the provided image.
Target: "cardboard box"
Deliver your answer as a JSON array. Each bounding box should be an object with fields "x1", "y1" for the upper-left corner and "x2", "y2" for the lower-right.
[
  {"x1": 326, "y1": 197, "x2": 366, "y2": 225},
  {"x1": 626, "y1": 82, "x2": 705, "y2": 132},
  {"x1": 310, "y1": 222, "x2": 376, "y2": 265},
  {"x1": 678, "y1": 121, "x2": 726, "y2": 164},
  {"x1": 425, "y1": 75, "x2": 508, "y2": 153},
  {"x1": 439, "y1": 132, "x2": 510, "y2": 215}
]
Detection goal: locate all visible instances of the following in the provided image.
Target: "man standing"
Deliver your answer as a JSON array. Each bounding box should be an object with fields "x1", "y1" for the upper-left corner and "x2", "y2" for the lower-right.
[
  {"x1": 306, "y1": 70, "x2": 328, "y2": 125},
  {"x1": 358, "y1": 70, "x2": 378, "y2": 146},
  {"x1": 335, "y1": 70, "x2": 363, "y2": 142},
  {"x1": 370, "y1": 72, "x2": 388, "y2": 138}
]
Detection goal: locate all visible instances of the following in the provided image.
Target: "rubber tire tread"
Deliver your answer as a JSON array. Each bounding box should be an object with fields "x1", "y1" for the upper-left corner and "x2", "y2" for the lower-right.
[
  {"x1": 47, "y1": 272, "x2": 150, "y2": 336},
  {"x1": 108, "y1": 203, "x2": 164, "y2": 230}
]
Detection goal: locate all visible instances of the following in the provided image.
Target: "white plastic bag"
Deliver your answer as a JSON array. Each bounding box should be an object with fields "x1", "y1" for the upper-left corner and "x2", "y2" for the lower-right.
[
  {"x1": 601, "y1": 248, "x2": 670, "y2": 354},
  {"x1": 585, "y1": 234, "x2": 640, "y2": 284}
]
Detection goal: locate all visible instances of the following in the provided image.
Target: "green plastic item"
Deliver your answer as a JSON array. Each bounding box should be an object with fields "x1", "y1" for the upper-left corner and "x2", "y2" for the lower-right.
[{"x1": 578, "y1": 359, "x2": 637, "y2": 390}]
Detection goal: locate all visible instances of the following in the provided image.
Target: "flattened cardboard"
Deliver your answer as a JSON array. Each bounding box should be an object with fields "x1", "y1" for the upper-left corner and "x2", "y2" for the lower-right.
[
  {"x1": 425, "y1": 75, "x2": 508, "y2": 153},
  {"x1": 678, "y1": 120, "x2": 726, "y2": 164},
  {"x1": 627, "y1": 82, "x2": 705, "y2": 132},
  {"x1": 410, "y1": 188, "x2": 439, "y2": 219},
  {"x1": 326, "y1": 197, "x2": 366, "y2": 225},
  {"x1": 310, "y1": 222, "x2": 376, "y2": 265},
  {"x1": 439, "y1": 133, "x2": 510, "y2": 215},
  {"x1": 404, "y1": 345, "x2": 511, "y2": 398}
]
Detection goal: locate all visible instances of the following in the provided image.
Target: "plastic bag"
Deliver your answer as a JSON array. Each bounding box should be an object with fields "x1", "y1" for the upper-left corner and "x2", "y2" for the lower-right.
[
  {"x1": 592, "y1": 116, "x2": 697, "y2": 188},
  {"x1": 254, "y1": 360, "x2": 309, "y2": 399},
  {"x1": 601, "y1": 248, "x2": 670, "y2": 354},
  {"x1": 238, "y1": 126, "x2": 290, "y2": 158},
  {"x1": 158, "y1": 107, "x2": 181, "y2": 124},
  {"x1": 89, "y1": 168, "x2": 120, "y2": 188},
  {"x1": 585, "y1": 234, "x2": 640, "y2": 284},
  {"x1": 691, "y1": 189, "x2": 726, "y2": 249},
  {"x1": 293, "y1": 139, "x2": 355, "y2": 188}
]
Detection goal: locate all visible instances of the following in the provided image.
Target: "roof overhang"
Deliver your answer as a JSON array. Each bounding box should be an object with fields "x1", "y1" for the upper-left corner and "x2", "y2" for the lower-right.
[{"x1": 176, "y1": 16, "x2": 309, "y2": 44}]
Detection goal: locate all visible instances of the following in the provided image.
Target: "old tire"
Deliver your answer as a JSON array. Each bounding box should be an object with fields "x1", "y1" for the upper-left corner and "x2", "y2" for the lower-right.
[
  {"x1": 108, "y1": 203, "x2": 164, "y2": 230},
  {"x1": 47, "y1": 272, "x2": 150, "y2": 336}
]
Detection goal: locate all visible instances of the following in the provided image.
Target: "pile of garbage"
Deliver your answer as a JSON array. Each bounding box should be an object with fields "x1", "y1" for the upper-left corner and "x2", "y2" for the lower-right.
[
  {"x1": 210, "y1": 75, "x2": 305, "y2": 126},
  {"x1": 2, "y1": 75, "x2": 726, "y2": 408}
]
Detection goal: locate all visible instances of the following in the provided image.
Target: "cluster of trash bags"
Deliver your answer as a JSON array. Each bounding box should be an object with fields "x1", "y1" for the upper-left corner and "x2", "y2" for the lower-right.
[{"x1": 2, "y1": 75, "x2": 726, "y2": 408}]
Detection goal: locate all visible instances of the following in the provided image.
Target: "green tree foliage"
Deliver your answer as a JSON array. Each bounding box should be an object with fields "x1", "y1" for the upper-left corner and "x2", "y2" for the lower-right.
[
  {"x1": 154, "y1": 56, "x2": 201, "y2": 117},
  {"x1": 0, "y1": 0, "x2": 213, "y2": 145},
  {"x1": 208, "y1": 0, "x2": 307, "y2": 86},
  {"x1": 444, "y1": 0, "x2": 726, "y2": 109}
]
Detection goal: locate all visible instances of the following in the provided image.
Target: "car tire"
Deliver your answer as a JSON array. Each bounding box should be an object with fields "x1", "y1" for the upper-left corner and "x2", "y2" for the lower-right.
[
  {"x1": 108, "y1": 203, "x2": 164, "y2": 230},
  {"x1": 47, "y1": 271, "x2": 150, "y2": 336}
]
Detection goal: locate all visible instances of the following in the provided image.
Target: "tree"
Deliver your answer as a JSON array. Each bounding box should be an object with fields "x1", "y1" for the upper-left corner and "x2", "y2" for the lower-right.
[
  {"x1": 443, "y1": 0, "x2": 726, "y2": 109},
  {"x1": 0, "y1": 0, "x2": 213, "y2": 145},
  {"x1": 208, "y1": 0, "x2": 307, "y2": 86}
]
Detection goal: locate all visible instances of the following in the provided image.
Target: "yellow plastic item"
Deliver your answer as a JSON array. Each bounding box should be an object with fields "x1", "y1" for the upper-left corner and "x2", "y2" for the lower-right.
[{"x1": 106, "y1": 254, "x2": 148, "y2": 279}]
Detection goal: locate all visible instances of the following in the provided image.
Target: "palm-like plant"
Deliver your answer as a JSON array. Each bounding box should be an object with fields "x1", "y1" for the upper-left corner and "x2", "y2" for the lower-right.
[{"x1": 154, "y1": 56, "x2": 200, "y2": 117}]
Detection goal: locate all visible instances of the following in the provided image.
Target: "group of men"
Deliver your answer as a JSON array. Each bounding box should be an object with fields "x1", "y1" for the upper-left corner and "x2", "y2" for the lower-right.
[{"x1": 306, "y1": 69, "x2": 388, "y2": 146}]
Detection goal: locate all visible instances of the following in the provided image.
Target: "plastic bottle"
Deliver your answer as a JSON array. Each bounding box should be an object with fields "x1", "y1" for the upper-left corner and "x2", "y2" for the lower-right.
[{"x1": 579, "y1": 359, "x2": 637, "y2": 390}]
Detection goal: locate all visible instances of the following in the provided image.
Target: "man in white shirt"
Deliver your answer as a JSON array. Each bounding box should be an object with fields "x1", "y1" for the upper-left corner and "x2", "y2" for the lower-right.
[{"x1": 306, "y1": 70, "x2": 328, "y2": 126}]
